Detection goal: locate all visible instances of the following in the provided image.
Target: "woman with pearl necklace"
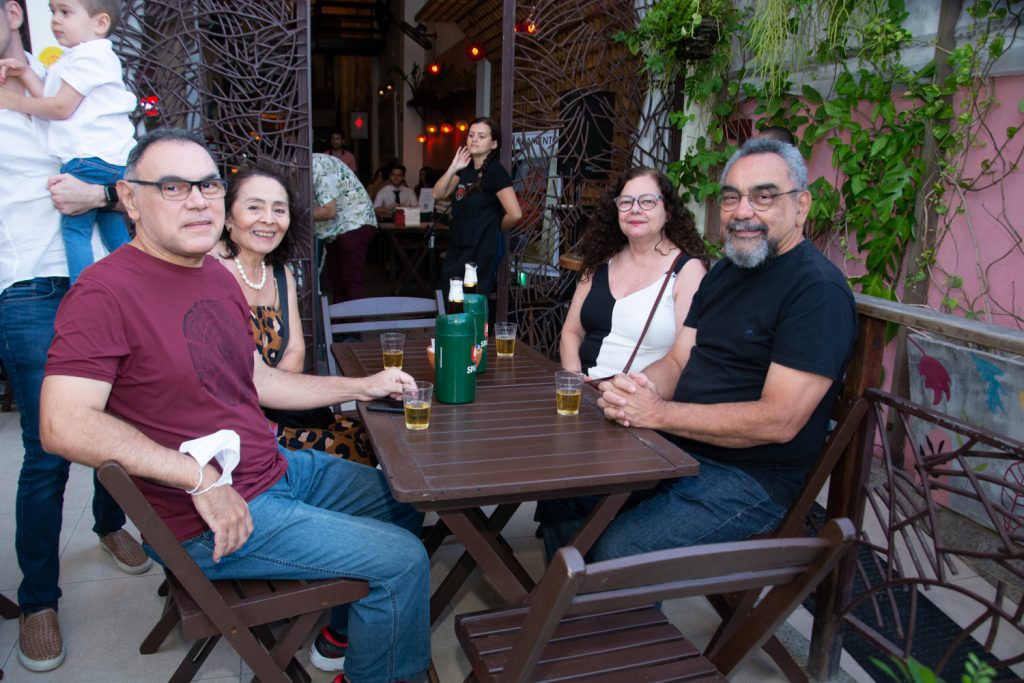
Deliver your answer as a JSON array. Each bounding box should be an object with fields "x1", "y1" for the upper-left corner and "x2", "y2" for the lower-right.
[{"x1": 211, "y1": 163, "x2": 375, "y2": 466}]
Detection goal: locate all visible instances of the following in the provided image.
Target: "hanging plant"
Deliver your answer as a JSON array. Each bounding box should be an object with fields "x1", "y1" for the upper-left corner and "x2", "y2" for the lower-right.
[{"x1": 613, "y1": 0, "x2": 734, "y2": 82}]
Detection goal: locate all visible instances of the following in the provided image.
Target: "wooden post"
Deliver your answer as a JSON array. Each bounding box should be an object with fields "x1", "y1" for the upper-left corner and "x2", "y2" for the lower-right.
[{"x1": 807, "y1": 312, "x2": 886, "y2": 678}]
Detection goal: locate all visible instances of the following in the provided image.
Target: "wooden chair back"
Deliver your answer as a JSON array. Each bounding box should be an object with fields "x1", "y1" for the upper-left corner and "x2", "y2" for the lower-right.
[
  {"x1": 322, "y1": 291, "x2": 444, "y2": 375},
  {"x1": 703, "y1": 395, "x2": 871, "y2": 681},
  {"x1": 457, "y1": 518, "x2": 854, "y2": 683},
  {"x1": 97, "y1": 461, "x2": 368, "y2": 683}
]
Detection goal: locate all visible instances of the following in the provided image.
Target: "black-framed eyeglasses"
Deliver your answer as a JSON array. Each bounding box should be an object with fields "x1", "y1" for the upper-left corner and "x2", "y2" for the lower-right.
[
  {"x1": 614, "y1": 194, "x2": 663, "y2": 212},
  {"x1": 125, "y1": 178, "x2": 228, "y2": 201},
  {"x1": 719, "y1": 188, "x2": 801, "y2": 212}
]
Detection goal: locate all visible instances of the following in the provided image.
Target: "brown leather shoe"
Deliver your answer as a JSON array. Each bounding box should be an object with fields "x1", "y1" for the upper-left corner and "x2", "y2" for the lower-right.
[
  {"x1": 18, "y1": 608, "x2": 65, "y2": 672},
  {"x1": 100, "y1": 529, "x2": 153, "y2": 574}
]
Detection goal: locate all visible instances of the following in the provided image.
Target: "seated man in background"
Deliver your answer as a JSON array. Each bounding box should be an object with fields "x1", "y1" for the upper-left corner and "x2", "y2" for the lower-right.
[
  {"x1": 539, "y1": 137, "x2": 857, "y2": 560},
  {"x1": 40, "y1": 128, "x2": 430, "y2": 683},
  {"x1": 372, "y1": 163, "x2": 418, "y2": 217}
]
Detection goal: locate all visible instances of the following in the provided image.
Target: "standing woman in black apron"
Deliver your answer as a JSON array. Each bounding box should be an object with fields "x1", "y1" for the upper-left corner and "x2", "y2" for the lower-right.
[{"x1": 433, "y1": 117, "x2": 523, "y2": 297}]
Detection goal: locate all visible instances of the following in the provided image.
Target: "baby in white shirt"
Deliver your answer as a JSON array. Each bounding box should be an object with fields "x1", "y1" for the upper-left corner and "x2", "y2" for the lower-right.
[{"x1": 0, "y1": 0, "x2": 136, "y2": 284}]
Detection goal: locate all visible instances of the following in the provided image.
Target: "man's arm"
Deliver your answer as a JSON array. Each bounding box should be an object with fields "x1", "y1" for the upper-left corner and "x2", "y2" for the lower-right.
[
  {"x1": 613, "y1": 324, "x2": 696, "y2": 399},
  {"x1": 40, "y1": 375, "x2": 253, "y2": 562},
  {"x1": 313, "y1": 199, "x2": 336, "y2": 222},
  {"x1": 599, "y1": 361, "x2": 833, "y2": 448},
  {"x1": 252, "y1": 361, "x2": 415, "y2": 408},
  {"x1": 47, "y1": 174, "x2": 115, "y2": 215}
]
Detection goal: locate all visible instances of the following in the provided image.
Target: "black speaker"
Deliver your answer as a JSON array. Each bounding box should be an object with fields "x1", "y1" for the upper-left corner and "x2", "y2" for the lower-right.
[{"x1": 557, "y1": 90, "x2": 615, "y2": 180}]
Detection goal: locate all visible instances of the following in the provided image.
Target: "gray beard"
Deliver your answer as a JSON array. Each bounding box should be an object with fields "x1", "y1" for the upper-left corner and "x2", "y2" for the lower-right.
[
  {"x1": 724, "y1": 220, "x2": 779, "y2": 269},
  {"x1": 725, "y1": 237, "x2": 770, "y2": 268}
]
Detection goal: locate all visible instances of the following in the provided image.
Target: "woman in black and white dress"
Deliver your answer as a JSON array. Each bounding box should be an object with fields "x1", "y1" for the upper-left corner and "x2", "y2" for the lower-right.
[{"x1": 560, "y1": 168, "x2": 709, "y2": 380}]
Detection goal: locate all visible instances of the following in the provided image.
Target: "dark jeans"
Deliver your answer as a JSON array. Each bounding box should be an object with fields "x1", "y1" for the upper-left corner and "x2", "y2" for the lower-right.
[
  {"x1": 538, "y1": 454, "x2": 787, "y2": 561},
  {"x1": 327, "y1": 225, "x2": 376, "y2": 302},
  {"x1": 0, "y1": 277, "x2": 125, "y2": 612},
  {"x1": 59, "y1": 157, "x2": 129, "y2": 284}
]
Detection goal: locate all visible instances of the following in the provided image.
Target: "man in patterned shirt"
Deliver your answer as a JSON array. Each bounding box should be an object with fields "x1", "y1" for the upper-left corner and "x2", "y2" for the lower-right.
[{"x1": 312, "y1": 152, "x2": 376, "y2": 302}]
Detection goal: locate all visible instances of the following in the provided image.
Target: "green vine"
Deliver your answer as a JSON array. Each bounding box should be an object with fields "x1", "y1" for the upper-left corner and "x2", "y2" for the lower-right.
[{"x1": 616, "y1": 0, "x2": 1024, "y2": 326}]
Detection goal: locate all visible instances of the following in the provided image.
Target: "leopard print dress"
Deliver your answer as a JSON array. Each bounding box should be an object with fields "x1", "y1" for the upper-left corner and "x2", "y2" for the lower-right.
[{"x1": 251, "y1": 305, "x2": 376, "y2": 467}]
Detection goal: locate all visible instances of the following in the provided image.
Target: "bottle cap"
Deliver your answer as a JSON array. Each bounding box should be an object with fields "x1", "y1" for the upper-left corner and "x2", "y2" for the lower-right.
[{"x1": 463, "y1": 262, "x2": 478, "y2": 286}]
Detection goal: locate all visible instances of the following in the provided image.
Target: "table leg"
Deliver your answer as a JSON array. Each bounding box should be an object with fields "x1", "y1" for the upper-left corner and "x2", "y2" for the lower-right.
[
  {"x1": 430, "y1": 504, "x2": 531, "y2": 623},
  {"x1": 564, "y1": 491, "x2": 630, "y2": 557},
  {"x1": 385, "y1": 231, "x2": 432, "y2": 294},
  {"x1": 422, "y1": 520, "x2": 450, "y2": 558}
]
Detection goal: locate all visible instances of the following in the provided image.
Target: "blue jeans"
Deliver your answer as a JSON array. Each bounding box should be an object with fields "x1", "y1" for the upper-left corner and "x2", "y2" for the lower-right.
[
  {"x1": 59, "y1": 157, "x2": 129, "y2": 284},
  {"x1": 176, "y1": 449, "x2": 429, "y2": 683},
  {"x1": 537, "y1": 454, "x2": 787, "y2": 561},
  {"x1": 0, "y1": 277, "x2": 126, "y2": 612}
]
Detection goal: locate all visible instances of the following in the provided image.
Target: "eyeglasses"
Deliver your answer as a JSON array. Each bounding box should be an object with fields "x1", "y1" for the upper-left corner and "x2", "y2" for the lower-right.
[
  {"x1": 125, "y1": 178, "x2": 228, "y2": 201},
  {"x1": 614, "y1": 194, "x2": 663, "y2": 212},
  {"x1": 719, "y1": 189, "x2": 800, "y2": 212}
]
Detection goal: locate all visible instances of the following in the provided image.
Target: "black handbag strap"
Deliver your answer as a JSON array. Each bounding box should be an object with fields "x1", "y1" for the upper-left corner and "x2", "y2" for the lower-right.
[{"x1": 621, "y1": 252, "x2": 686, "y2": 374}]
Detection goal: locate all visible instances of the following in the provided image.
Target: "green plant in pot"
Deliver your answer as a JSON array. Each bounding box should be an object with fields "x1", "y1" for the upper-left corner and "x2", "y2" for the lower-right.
[{"x1": 614, "y1": 0, "x2": 733, "y2": 80}]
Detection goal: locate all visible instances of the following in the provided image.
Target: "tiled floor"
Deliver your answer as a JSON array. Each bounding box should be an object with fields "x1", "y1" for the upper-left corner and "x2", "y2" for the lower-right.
[{"x1": 0, "y1": 407, "x2": 872, "y2": 682}]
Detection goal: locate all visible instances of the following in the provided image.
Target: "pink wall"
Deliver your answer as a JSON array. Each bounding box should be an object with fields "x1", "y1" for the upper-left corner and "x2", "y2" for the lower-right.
[{"x1": 805, "y1": 75, "x2": 1024, "y2": 330}]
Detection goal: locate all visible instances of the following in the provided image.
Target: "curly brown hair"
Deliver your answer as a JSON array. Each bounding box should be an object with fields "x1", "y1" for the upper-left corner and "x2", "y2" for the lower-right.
[{"x1": 577, "y1": 167, "x2": 709, "y2": 279}]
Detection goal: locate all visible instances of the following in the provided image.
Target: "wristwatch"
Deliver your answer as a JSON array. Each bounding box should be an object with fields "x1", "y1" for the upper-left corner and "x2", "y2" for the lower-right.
[{"x1": 103, "y1": 184, "x2": 119, "y2": 209}]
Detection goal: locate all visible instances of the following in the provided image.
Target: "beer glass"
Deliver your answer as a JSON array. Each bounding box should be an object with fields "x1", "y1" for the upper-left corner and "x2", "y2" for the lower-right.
[
  {"x1": 554, "y1": 370, "x2": 583, "y2": 416},
  {"x1": 494, "y1": 322, "x2": 517, "y2": 358},
  {"x1": 381, "y1": 332, "x2": 405, "y2": 369},
  {"x1": 403, "y1": 381, "x2": 433, "y2": 430}
]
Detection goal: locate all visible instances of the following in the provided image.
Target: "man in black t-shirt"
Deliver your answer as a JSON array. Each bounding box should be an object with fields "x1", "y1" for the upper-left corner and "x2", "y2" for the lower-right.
[{"x1": 539, "y1": 138, "x2": 856, "y2": 561}]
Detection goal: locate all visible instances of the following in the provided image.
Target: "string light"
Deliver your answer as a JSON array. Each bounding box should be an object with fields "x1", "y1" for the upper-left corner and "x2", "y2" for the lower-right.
[
  {"x1": 427, "y1": 62, "x2": 441, "y2": 75},
  {"x1": 440, "y1": 123, "x2": 453, "y2": 134},
  {"x1": 466, "y1": 43, "x2": 484, "y2": 60}
]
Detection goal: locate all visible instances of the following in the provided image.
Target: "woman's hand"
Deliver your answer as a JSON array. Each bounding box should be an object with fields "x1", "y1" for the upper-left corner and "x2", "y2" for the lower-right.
[
  {"x1": 448, "y1": 146, "x2": 472, "y2": 173},
  {"x1": 365, "y1": 367, "x2": 416, "y2": 401}
]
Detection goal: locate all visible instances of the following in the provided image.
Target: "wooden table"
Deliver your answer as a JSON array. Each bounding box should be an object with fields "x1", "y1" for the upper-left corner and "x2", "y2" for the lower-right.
[
  {"x1": 333, "y1": 341, "x2": 699, "y2": 623},
  {"x1": 377, "y1": 221, "x2": 448, "y2": 295}
]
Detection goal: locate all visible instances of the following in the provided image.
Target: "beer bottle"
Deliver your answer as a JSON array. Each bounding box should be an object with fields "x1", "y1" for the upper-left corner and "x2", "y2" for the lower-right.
[
  {"x1": 463, "y1": 262, "x2": 478, "y2": 294},
  {"x1": 447, "y1": 278, "x2": 465, "y2": 314}
]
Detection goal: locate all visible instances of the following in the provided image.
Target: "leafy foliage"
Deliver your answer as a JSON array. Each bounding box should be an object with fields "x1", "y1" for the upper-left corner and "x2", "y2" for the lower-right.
[{"x1": 616, "y1": 0, "x2": 1024, "y2": 318}]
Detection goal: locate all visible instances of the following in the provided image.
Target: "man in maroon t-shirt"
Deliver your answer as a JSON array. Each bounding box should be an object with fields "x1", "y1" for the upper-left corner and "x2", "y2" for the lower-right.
[{"x1": 39, "y1": 128, "x2": 431, "y2": 683}]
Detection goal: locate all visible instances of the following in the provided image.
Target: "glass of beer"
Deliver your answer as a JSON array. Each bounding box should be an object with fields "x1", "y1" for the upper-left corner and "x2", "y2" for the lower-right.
[
  {"x1": 403, "y1": 381, "x2": 433, "y2": 430},
  {"x1": 494, "y1": 322, "x2": 517, "y2": 358},
  {"x1": 381, "y1": 332, "x2": 405, "y2": 369},
  {"x1": 554, "y1": 370, "x2": 584, "y2": 416}
]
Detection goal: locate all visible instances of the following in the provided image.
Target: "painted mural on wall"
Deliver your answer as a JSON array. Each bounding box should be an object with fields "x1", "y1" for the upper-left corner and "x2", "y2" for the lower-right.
[{"x1": 908, "y1": 334, "x2": 1024, "y2": 534}]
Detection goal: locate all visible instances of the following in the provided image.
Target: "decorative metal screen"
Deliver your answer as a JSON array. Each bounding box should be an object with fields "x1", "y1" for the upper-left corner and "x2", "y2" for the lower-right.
[
  {"x1": 840, "y1": 389, "x2": 1024, "y2": 678},
  {"x1": 110, "y1": 1, "x2": 317, "y2": 365},
  {"x1": 508, "y1": 0, "x2": 678, "y2": 357}
]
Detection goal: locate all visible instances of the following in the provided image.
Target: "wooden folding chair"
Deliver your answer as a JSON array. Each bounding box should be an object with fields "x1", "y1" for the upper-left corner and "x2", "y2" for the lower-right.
[
  {"x1": 456, "y1": 518, "x2": 854, "y2": 682},
  {"x1": 97, "y1": 461, "x2": 369, "y2": 683},
  {"x1": 704, "y1": 396, "x2": 871, "y2": 681},
  {"x1": 322, "y1": 291, "x2": 444, "y2": 375}
]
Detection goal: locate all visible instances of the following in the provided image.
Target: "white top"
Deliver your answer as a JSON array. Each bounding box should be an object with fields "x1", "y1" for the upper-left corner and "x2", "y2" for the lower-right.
[
  {"x1": 373, "y1": 184, "x2": 418, "y2": 209},
  {"x1": 586, "y1": 268, "x2": 679, "y2": 381},
  {"x1": 0, "y1": 55, "x2": 72, "y2": 291},
  {"x1": 42, "y1": 39, "x2": 137, "y2": 165}
]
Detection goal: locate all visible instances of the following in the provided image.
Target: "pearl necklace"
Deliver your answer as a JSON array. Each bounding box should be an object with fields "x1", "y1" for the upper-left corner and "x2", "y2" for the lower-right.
[{"x1": 234, "y1": 257, "x2": 267, "y2": 290}]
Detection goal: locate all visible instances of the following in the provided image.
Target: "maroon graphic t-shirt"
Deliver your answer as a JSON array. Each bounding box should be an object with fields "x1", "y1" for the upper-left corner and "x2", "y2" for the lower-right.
[{"x1": 46, "y1": 246, "x2": 287, "y2": 541}]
